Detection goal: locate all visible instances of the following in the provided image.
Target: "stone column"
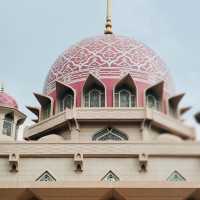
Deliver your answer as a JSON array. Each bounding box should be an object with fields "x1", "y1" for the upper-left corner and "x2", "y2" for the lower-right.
[{"x1": 69, "y1": 119, "x2": 80, "y2": 142}]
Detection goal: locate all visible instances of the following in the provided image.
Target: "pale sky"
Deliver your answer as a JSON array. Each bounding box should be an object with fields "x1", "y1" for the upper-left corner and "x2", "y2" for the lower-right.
[{"x1": 0, "y1": 0, "x2": 200, "y2": 138}]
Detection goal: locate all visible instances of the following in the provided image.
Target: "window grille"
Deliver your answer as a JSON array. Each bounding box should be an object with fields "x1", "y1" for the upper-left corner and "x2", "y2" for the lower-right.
[
  {"x1": 146, "y1": 94, "x2": 159, "y2": 110},
  {"x1": 85, "y1": 89, "x2": 104, "y2": 107},
  {"x1": 2, "y1": 120, "x2": 13, "y2": 136},
  {"x1": 115, "y1": 89, "x2": 136, "y2": 107},
  {"x1": 43, "y1": 103, "x2": 51, "y2": 119},
  {"x1": 93, "y1": 128, "x2": 128, "y2": 141},
  {"x1": 60, "y1": 94, "x2": 74, "y2": 111}
]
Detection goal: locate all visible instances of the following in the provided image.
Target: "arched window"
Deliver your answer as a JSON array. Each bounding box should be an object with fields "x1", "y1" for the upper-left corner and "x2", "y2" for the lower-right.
[
  {"x1": 92, "y1": 128, "x2": 128, "y2": 141},
  {"x1": 56, "y1": 81, "x2": 75, "y2": 113},
  {"x1": 85, "y1": 89, "x2": 104, "y2": 107},
  {"x1": 60, "y1": 94, "x2": 74, "y2": 111},
  {"x1": 145, "y1": 82, "x2": 164, "y2": 111},
  {"x1": 115, "y1": 89, "x2": 135, "y2": 107},
  {"x1": 114, "y1": 74, "x2": 136, "y2": 108},
  {"x1": 83, "y1": 75, "x2": 105, "y2": 108},
  {"x1": 146, "y1": 94, "x2": 159, "y2": 110},
  {"x1": 3, "y1": 113, "x2": 14, "y2": 136},
  {"x1": 34, "y1": 93, "x2": 53, "y2": 120}
]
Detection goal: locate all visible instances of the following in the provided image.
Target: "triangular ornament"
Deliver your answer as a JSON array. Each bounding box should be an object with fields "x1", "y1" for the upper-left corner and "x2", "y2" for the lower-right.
[
  {"x1": 36, "y1": 171, "x2": 56, "y2": 182},
  {"x1": 101, "y1": 170, "x2": 120, "y2": 183},
  {"x1": 167, "y1": 170, "x2": 186, "y2": 182}
]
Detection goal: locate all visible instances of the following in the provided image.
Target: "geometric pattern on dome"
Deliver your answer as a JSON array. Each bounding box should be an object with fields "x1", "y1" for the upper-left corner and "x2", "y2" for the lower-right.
[
  {"x1": 36, "y1": 171, "x2": 56, "y2": 182},
  {"x1": 44, "y1": 35, "x2": 174, "y2": 95},
  {"x1": 0, "y1": 91, "x2": 18, "y2": 109},
  {"x1": 167, "y1": 170, "x2": 186, "y2": 182}
]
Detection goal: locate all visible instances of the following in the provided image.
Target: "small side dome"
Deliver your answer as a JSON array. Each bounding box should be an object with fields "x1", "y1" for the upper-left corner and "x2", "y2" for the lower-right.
[
  {"x1": 0, "y1": 86, "x2": 18, "y2": 109},
  {"x1": 157, "y1": 134, "x2": 183, "y2": 143},
  {"x1": 38, "y1": 134, "x2": 64, "y2": 142}
]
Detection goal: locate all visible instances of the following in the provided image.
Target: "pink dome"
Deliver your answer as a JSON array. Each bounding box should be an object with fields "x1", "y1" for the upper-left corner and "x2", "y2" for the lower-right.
[
  {"x1": 44, "y1": 35, "x2": 174, "y2": 95},
  {"x1": 43, "y1": 35, "x2": 175, "y2": 108},
  {"x1": 0, "y1": 91, "x2": 18, "y2": 109}
]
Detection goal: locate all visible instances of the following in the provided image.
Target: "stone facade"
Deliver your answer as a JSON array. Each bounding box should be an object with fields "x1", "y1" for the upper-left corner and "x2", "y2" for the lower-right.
[{"x1": 1, "y1": 1, "x2": 200, "y2": 199}]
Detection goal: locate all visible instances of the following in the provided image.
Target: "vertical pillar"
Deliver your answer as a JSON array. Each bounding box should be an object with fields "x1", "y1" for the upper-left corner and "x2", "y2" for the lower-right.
[
  {"x1": 141, "y1": 120, "x2": 152, "y2": 141},
  {"x1": 13, "y1": 116, "x2": 18, "y2": 140},
  {"x1": 0, "y1": 113, "x2": 5, "y2": 135},
  {"x1": 69, "y1": 119, "x2": 80, "y2": 142}
]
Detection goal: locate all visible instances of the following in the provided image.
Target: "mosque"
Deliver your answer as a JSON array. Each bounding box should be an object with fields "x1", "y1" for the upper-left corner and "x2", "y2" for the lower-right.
[{"x1": 0, "y1": 0, "x2": 200, "y2": 199}]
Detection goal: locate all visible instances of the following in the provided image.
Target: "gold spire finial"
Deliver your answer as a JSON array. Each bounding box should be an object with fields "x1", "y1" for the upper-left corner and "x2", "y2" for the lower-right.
[
  {"x1": 104, "y1": 0, "x2": 113, "y2": 34},
  {"x1": 0, "y1": 82, "x2": 4, "y2": 92}
]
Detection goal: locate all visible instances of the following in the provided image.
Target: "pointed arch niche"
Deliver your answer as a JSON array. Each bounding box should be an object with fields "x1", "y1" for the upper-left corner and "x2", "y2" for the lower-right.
[
  {"x1": 114, "y1": 74, "x2": 137, "y2": 108},
  {"x1": 145, "y1": 81, "x2": 164, "y2": 111},
  {"x1": 34, "y1": 93, "x2": 54, "y2": 120},
  {"x1": 83, "y1": 74, "x2": 106, "y2": 108},
  {"x1": 56, "y1": 81, "x2": 76, "y2": 112}
]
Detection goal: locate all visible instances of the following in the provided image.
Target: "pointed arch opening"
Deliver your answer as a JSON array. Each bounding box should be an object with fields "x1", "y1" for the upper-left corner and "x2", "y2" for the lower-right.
[
  {"x1": 145, "y1": 81, "x2": 164, "y2": 111},
  {"x1": 34, "y1": 93, "x2": 54, "y2": 120},
  {"x1": 56, "y1": 81, "x2": 75, "y2": 112},
  {"x1": 92, "y1": 127, "x2": 128, "y2": 141},
  {"x1": 83, "y1": 74, "x2": 106, "y2": 108},
  {"x1": 114, "y1": 74, "x2": 137, "y2": 108}
]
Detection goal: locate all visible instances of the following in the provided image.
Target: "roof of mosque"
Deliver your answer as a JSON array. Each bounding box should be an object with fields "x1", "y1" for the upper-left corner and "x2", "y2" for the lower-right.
[{"x1": 43, "y1": 34, "x2": 174, "y2": 95}]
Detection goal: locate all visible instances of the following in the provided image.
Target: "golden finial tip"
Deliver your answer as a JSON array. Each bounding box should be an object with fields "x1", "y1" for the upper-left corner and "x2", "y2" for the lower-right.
[
  {"x1": 104, "y1": 20, "x2": 113, "y2": 34},
  {"x1": 104, "y1": 0, "x2": 113, "y2": 34}
]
